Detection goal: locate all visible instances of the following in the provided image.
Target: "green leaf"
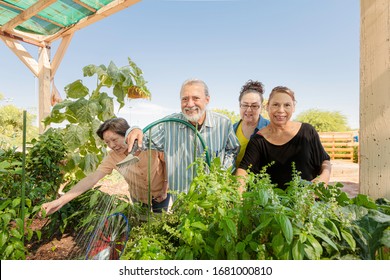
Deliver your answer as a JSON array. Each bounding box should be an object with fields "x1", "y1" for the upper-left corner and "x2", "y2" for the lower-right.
[
  {"x1": 341, "y1": 229, "x2": 356, "y2": 250},
  {"x1": 0, "y1": 231, "x2": 9, "y2": 247},
  {"x1": 98, "y1": 93, "x2": 114, "y2": 120},
  {"x1": 83, "y1": 64, "x2": 99, "y2": 77},
  {"x1": 380, "y1": 228, "x2": 390, "y2": 247},
  {"x1": 4, "y1": 244, "x2": 14, "y2": 257},
  {"x1": 107, "y1": 61, "x2": 121, "y2": 83},
  {"x1": 191, "y1": 219, "x2": 208, "y2": 232},
  {"x1": 0, "y1": 199, "x2": 12, "y2": 211},
  {"x1": 1, "y1": 213, "x2": 12, "y2": 225},
  {"x1": 223, "y1": 218, "x2": 237, "y2": 237},
  {"x1": 271, "y1": 232, "x2": 285, "y2": 255},
  {"x1": 12, "y1": 198, "x2": 21, "y2": 208},
  {"x1": 63, "y1": 124, "x2": 90, "y2": 150},
  {"x1": 65, "y1": 80, "x2": 89, "y2": 99},
  {"x1": 15, "y1": 218, "x2": 23, "y2": 230},
  {"x1": 89, "y1": 191, "x2": 100, "y2": 208},
  {"x1": 252, "y1": 215, "x2": 273, "y2": 234},
  {"x1": 10, "y1": 228, "x2": 23, "y2": 239},
  {"x1": 353, "y1": 194, "x2": 378, "y2": 209},
  {"x1": 292, "y1": 239, "x2": 305, "y2": 260},
  {"x1": 257, "y1": 189, "x2": 269, "y2": 206},
  {"x1": 275, "y1": 214, "x2": 293, "y2": 244},
  {"x1": 82, "y1": 153, "x2": 100, "y2": 174},
  {"x1": 236, "y1": 241, "x2": 246, "y2": 253},
  {"x1": 306, "y1": 234, "x2": 323, "y2": 258},
  {"x1": 128, "y1": 57, "x2": 143, "y2": 76},
  {"x1": 68, "y1": 98, "x2": 100, "y2": 123},
  {"x1": 0, "y1": 161, "x2": 11, "y2": 169},
  {"x1": 311, "y1": 229, "x2": 339, "y2": 252},
  {"x1": 113, "y1": 84, "x2": 125, "y2": 109},
  {"x1": 303, "y1": 243, "x2": 317, "y2": 260}
]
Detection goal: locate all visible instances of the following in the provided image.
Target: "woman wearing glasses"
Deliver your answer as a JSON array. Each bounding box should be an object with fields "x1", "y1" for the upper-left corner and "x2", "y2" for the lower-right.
[
  {"x1": 233, "y1": 80, "x2": 270, "y2": 167},
  {"x1": 236, "y1": 86, "x2": 331, "y2": 192}
]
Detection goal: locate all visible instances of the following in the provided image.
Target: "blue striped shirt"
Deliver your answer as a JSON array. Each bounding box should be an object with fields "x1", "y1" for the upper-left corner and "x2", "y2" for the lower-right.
[{"x1": 137, "y1": 110, "x2": 240, "y2": 196}]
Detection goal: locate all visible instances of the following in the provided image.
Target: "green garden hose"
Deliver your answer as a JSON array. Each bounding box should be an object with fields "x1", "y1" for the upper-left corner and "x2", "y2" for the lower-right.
[
  {"x1": 141, "y1": 118, "x2": 211, "y2": 222},
  {"x1": 142, "y1": 118, "x2": 211, "y2": 166}
]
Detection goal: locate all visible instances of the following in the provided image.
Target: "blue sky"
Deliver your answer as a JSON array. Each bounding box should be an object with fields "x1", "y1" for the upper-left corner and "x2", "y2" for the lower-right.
[{"x1": 0, "y1": 0, "x2": 360, "y2": 129}]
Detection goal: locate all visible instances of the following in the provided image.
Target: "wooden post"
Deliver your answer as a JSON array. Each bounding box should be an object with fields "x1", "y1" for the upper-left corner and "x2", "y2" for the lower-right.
[
  {"x1": 38, "y1": 45, "x2": 51, "y2": 133},
  {"x1": 360, "y1": 0, "x2": 390, "y2": 199}
]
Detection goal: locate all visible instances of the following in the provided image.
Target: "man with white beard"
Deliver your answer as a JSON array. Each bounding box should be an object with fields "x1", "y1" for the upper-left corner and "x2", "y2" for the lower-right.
[{"x1": 125, "y1": 79, "x2": 240, "y2": 198}]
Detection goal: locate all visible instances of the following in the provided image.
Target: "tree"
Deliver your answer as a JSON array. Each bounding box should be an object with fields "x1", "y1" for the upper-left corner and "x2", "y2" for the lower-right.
[
  {"x1": 295, "y1": 109, "x2": 350, "y2": 132},
  {"x1": 0, "y1": 104, "x2": 38, "y2": 148},
  {"x1": 212, "y1": 109, "x2": 240, "y2": 123}
]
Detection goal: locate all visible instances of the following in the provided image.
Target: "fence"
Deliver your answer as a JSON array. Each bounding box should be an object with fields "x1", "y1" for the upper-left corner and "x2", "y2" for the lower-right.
[{"x1": 319, "y1": 131, "x2": 358, "y2": 162}]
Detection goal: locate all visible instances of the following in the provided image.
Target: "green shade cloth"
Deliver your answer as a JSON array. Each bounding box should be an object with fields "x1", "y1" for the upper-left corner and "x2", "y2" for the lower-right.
[{"x1": 0, "y1": 0, "x2": 114, "y2": 35}]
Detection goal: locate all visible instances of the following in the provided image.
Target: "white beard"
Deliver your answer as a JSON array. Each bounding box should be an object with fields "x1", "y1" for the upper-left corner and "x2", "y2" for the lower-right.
[{"x1": 183, "y1": 106, "x2": 205, "y2": 123}]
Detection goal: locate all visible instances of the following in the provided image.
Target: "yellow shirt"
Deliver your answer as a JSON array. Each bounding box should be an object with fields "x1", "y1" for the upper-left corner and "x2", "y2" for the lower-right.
[{"x1": 235, "y1": 122, "x2": 250, "y2": 167}]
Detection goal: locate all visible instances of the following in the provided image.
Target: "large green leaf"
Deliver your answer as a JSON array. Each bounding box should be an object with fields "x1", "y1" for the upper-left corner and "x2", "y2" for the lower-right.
[
  {"x1": 98, "y1": 92, "x2": 114, "y2": 121},
  {"x1": 65, "y1": 80, "x2": 89, "y2": 99},
  {"x1": 67, "y1": 98, "x2": 100, "y2": 123},
  {"x1": 63, "y1": 125, "x2": 90, "y2": 150},
  {"x1": 353, "y1": 194, "x2": 378, "y2": 210},
  {"x1": 81, "y1": 153, "x2": 100, "y2": 174},
  {"x1": 353, "y1": 209, "x2": 390, "y2": 259},
  {"x1": 107, "y1": 61, "x2": 122, "y2": 84},
  {"x1": 113, "y1": 84, "x2": 125, "y2": 109},
  {"x1": 51, "y1": 99, "x2": 74, "y2": 111}
]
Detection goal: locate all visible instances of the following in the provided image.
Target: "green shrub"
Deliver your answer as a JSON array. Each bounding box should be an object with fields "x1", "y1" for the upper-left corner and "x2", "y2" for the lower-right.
[{"x1": 121, "y1": 158, "x2": 390, "y2": 260}]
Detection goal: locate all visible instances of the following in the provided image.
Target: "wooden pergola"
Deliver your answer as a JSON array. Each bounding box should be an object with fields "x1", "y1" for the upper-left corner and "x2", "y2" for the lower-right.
[
  {"x1": 0, "y1": 0, "x2": 140, "y2": 133},
  {"x1": 1, "y1": 0, "x2": 390, "y2": 200}
]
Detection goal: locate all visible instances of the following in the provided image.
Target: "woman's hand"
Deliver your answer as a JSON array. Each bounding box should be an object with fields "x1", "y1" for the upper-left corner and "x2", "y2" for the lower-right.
[{"x1": 41, "y1": 198, "x2": 64, "y2": 216}]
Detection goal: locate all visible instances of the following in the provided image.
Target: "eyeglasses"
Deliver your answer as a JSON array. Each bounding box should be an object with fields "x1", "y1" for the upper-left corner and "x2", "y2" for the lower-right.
[{"x1": 240, "y1": 104, "x2": 261, "y2": 110}]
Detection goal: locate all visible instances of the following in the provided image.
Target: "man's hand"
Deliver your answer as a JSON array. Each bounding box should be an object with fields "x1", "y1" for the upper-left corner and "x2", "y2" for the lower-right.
[{"x1": 127, "y1": 128, "x2": 144, "y2": 153}]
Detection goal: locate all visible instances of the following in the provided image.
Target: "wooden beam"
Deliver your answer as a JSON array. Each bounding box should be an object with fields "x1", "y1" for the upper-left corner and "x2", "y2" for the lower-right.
[
  {"x1": 1, "y1": 0, "x2": 57, "y2": 32},
  {"x1": 73, "y1": 0, "x2": 97, "y2": 13},
  {"x1": 0, "y1": 36, "x2": 39, "y2": 76},
  {"x1": 38, "y1": 46, "x2": 52, "y2": 133},
  {"x1": 51, "y1": 33, "x2": 74, "y2": 77},
  {"x1": 44, "y1": 0, "x2": 141, "y2": 43},
  {"x1": 0, "y1": 30, "x2": 46, "y2": 47}
]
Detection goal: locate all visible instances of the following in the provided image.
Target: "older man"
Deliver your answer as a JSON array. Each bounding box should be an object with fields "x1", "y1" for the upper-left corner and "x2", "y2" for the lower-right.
[{"x1": 126, "y1": 79, "x2": 240, "y2": 196}]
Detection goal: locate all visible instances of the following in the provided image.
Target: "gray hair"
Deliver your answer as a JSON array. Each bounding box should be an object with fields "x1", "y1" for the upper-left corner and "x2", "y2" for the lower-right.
[{"x1": 180, "y1": 79, "x2": 210, "y2": 97}]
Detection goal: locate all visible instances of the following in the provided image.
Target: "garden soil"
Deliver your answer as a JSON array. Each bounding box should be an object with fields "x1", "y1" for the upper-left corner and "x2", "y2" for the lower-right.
[{"x1": 26, "y1": 160, "x2": 359, "y2": 260}]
